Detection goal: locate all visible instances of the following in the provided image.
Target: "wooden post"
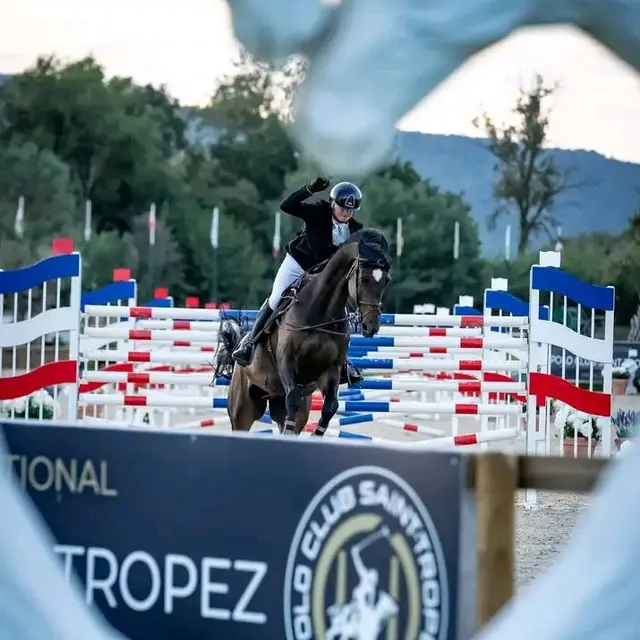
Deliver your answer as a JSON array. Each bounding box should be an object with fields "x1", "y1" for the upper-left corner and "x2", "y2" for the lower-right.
[{"x1": 475, "y1": 453, "x2": 517, "y2": 629}]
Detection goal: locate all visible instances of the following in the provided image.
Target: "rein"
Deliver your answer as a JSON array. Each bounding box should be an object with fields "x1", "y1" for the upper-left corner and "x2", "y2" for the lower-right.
[{"x1": 279, "y1": 257, "x2": 381, "y2": 336}]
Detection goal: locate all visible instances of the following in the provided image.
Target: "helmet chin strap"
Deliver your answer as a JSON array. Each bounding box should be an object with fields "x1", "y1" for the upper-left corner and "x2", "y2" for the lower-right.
[{"x1": 331, "y1": 202, "x2": 354, "y2": 223}]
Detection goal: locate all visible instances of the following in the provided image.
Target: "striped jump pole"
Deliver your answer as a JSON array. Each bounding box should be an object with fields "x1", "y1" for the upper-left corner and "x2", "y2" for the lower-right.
[
  {"x1": 317, "y1": 427, "x2": 520, "y2": 448},
  {"x1": 79, "y1": 393, "x2": 525, "y2": 419}
]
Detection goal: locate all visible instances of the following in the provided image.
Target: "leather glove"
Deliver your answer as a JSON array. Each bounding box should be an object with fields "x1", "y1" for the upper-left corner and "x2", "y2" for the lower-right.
[{"x1": 306, "y1": 176, "x2": 330, "y2": 193}]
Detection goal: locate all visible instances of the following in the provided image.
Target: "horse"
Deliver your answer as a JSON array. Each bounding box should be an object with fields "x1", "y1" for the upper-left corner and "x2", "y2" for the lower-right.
[{"x1": 213, "y1": 229, "x2": 392, "y2": 436}]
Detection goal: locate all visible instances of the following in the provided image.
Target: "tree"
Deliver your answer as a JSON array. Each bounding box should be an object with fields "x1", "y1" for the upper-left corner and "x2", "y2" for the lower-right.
[
  {"x1": 609, "y1": 208, "x2": 640, "y2": 322},
  {"x1": 80, "y1": 231, "x2": 140, "y2": 292},
  {"x1": 180, "y1": 205, "x2": 271, "y2": 308},
  {"x1": 131, "y1": 214, "x2": 187, "y2": 303},
  {"x1": 473, "y1": 75, "x2": 578, "y2": 255},
  {"x1": 0, "y1": 141, "x2": 76, "y2": 270},
  {"x1": 0, "y1": 56, "x2": 186, "y2": 234},
  {"x1": 0, "y1": 50, "x2": 490, "y2": 315},
  {"x1": 359, "y1": 166, "x2": 484, "y2": 311},
  {"x1": 191, "y1": 51, "x2": 300, "y2": 254}
]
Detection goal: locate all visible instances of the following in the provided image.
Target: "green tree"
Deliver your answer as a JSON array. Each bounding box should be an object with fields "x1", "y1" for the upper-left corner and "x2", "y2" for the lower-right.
[
  {"x1": 131, "y1": 214, "x2": 187, "y2": 303},
  {"x1": 609, "y1": 209, "x2": 640, "y2": 323},
  {"x1": 198, "y1": 50, "x2": 299, "y2": 245},
  {"x1": 361, "y1": 167, "x2": 483, "y2": 311},
  {"x1": 0, "y1": 56, "x2": 186, "y2": 234},
  {"x1": 181, "y1": 206, "x2": 270, "y2": 308},
  {"x1": 80, "y1": 231, "x2": 140, "y2": 292},
  {"x1": 0, "y1": 141, "x2": 76, "y2": 269},
  {"x1": 473, "y1": 75, "x2": 578, "y2": 255}
]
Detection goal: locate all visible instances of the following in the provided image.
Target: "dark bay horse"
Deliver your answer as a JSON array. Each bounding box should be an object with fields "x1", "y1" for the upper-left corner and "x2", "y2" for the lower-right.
[{"x1": 214, "y1": 229, "x2": 391, "y2": 436}]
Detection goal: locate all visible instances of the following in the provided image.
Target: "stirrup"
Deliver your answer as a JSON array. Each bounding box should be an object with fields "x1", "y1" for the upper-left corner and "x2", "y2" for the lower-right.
[
  {"x1": 347, "y1": 366, "x2": 364, "y2": 385},
  {"x1": 232, "y1": 336, "x2": 254, "y2": 367}
]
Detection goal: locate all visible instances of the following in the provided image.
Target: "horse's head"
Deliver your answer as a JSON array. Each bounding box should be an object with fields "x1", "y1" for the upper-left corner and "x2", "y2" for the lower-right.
[{"x1": 347, "y1": 229, "x2": 391, "y2": 338}]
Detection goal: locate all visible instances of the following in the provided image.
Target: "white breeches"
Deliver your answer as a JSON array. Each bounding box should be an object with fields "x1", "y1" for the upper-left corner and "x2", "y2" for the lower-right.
[{"x1": 268, "y1": 253, "x2": 305, "y2": 310}]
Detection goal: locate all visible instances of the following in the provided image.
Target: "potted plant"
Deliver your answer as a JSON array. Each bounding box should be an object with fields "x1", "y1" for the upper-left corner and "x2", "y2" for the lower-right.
[
  {"x1": 0, "y1": 390, "x2": 60, "y2": 421},
  {"x1": 612, "y1": 364, "x2": 632, "y2": 396},
  {"x1": 612, "y1": 409, "x2": 640, "y2": 450},
  {"x1": 553, "y1": 401, "x2": 603, "y2": 458}
]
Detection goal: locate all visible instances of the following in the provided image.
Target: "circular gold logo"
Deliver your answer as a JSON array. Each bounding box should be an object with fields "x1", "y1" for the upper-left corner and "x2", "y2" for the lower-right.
[{"x1": 283, "y1": 466, "x2": 448, "y2": 640}]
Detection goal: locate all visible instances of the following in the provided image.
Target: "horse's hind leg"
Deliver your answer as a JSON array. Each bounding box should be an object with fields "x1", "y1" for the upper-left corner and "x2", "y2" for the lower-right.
[
  {"x1": 313, "y1": 367, "x2": 341, "y2": 437},
  {"x1": 228, "y1": 367, "x2": 267, "y2": 431}
]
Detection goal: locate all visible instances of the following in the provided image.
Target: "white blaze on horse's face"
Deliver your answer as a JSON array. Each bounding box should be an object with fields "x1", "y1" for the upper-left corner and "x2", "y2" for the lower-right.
[{"x1": 372, "y1": 269, "x2": 383, "y2": 283}]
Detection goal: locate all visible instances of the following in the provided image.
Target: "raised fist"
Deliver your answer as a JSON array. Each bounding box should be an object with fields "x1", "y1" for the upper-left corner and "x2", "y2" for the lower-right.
[{"x1": 307, "y1": 176, "x2": 330, "y2": 193}]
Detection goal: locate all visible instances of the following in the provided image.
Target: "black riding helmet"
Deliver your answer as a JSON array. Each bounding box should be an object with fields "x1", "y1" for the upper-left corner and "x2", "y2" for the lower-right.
[{"x1": 330, "y1": 182, "x2": 362, "y2": 212}]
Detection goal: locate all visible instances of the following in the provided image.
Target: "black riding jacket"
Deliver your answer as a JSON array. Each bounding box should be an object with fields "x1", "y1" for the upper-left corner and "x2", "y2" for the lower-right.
[{"x1": 280, "y1": 187, "x2": 363, "y2": 271}]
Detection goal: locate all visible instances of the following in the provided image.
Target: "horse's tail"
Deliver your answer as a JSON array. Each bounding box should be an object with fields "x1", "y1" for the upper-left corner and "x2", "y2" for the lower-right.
[{"x1": 212, "y1": 317, "x2": 243, "y2": 379}]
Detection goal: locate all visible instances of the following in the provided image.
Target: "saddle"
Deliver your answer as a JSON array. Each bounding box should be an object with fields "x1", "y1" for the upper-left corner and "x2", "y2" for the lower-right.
[{"x1": 263, "y1": 268, "x2": 321, "y2": 336}]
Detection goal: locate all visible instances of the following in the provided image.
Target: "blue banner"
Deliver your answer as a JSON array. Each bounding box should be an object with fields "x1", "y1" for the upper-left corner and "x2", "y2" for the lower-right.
[
  {"x1": 548, "y1": 341, "x2": 640, "y2": 382},
  {"x1": 1, "y1": 422, "x2": 471, "y2": 640}
]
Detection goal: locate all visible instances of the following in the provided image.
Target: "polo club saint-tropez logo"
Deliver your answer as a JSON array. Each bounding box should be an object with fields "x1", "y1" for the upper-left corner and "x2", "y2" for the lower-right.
[{"x1": 283, "y1": 466, "x2": 448, "y2": 640}]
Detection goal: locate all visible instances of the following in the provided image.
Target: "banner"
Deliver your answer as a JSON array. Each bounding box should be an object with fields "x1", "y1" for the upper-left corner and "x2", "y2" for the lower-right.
[
  {"x1": 549, "y1": 341, "x2": 640, "y2": 383},
  {"x1": 1, "y1": 423, "x2": 471, "y2": 640}
]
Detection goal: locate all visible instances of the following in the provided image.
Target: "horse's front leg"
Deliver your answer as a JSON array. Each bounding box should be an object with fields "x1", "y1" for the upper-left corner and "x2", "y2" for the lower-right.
[
  {"x1": 279, "y1": 359, "x2": 304, "y2": 436},
  {"x1": 313, "y1": 367, "x2": 340, "y2": 437}
]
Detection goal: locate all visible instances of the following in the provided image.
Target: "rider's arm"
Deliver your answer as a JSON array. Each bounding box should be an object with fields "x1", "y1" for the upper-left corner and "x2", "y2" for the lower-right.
[{"x1": 280, "y1": 187, "x2": 323, "y2": 223}]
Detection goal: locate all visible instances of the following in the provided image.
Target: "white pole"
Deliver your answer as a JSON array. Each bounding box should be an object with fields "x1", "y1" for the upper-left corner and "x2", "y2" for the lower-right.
[
  {"x1": 84, "y1": 200, "x2": 92, "y2": 242},
  {"x1": 453, "y1": 221, "x2": 460, "y2": 260},
  {"x1": 273, "y1": 210, "x2": 281, "y2": 258},
  {"x1": 14, "y1": 195, "x2": 24, "y2": 238},
  {"x1": 149, "y1": 203, "x2": 157, "y2": 246},
  {"x1": 505, "y1": 224, "x2": 511, "y2": 261},
  {"x1": 210, "y1": 207, "x2": 219, "y2": 249}
]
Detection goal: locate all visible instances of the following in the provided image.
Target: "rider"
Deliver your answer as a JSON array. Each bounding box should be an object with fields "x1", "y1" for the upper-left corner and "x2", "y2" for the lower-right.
[{"x1": 231, "y1": 176, "x2": 364, "y2": 385}]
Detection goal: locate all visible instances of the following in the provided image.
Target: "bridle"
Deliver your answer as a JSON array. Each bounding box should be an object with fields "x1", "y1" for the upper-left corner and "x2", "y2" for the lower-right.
[
  {"x1": 279, "y1": 257, "x2": 386, "y2": 337},
  {"x1": 346, "y1": 258, "x2": 385, "y2": 331}
]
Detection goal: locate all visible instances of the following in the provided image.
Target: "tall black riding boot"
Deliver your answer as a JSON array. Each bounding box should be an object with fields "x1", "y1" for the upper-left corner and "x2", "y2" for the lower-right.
[
  {"x1": 232, "y1": 300, "x2": 273, "y2": 367},
  {"x1": 340, "y1": 358, "x2": 364, "y2": 386}
]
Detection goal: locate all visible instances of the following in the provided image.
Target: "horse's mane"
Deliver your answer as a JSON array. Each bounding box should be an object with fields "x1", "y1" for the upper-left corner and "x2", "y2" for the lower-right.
[{"x1": 346, "y1": 227, "x2": 391, "y2": 269}]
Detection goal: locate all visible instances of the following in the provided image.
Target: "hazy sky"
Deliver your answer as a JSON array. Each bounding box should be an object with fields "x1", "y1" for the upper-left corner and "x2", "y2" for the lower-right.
[{"x1": 2, "y1": 0, "x2": 639, "y2": 163}]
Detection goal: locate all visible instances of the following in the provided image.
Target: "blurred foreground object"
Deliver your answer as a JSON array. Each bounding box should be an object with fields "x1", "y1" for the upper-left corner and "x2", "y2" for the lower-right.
[
  {"x1": 225, "y1": 0, "x2": 640, "y2": 176},
  {"x1": 0, "y1": 432, "x2": 126, "y2": 640},
  {"x1": 473, "y1": 438, "x2": 640, "y2": 640}
]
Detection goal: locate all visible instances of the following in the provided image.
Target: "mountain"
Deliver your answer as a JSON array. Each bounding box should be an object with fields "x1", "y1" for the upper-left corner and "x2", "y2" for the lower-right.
[{"x1": 395, "y1": 131, "x2": 640, "y2": 255}]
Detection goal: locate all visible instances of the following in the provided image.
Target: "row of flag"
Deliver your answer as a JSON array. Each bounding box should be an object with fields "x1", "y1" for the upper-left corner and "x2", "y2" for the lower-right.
[
  {"x1": 13, "y1": 198, "x2": 94, "y2": 242},
  {"x1": 11, "y1": 197, "x2": 565, "y2": 261},
  {"x1": 12, "y1": 198, "x2": 413, "y2": 260},
  {"x1": 210, "y1": 209, "x2": 407, "y2": 259}
]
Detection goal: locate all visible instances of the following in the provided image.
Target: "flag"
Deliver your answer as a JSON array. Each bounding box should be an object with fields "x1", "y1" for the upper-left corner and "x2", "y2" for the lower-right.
[
  {"x1": 396, "y1": 217, "x2": 404, "y2": 257},
  {"x1": 505, "y1": 224, "x2": 511, "y2": 261},
  {"x1": 210, "y1": 207, "x2": 219, "y2": 249},
  {"x1": 453, "y1": 221, "x2": 460, "y2": 260},
  {"x1": 84, "y1": 200, "x2": 92, "y2": 242},
  {"x1": 273, "y1": 210, "x2": 281, "y2": 258},
  {"x1": 14, "y1": 196, "x2": 24, "y2": 238},
  {"x1": 148, "y1": 203, "x2": 156, "y2": 246}
]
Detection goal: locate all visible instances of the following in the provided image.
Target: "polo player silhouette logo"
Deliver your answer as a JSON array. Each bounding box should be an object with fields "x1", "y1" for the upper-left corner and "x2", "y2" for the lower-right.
[{"x1": 326, "y1": 526, "x2": 399, "y2": 640}]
